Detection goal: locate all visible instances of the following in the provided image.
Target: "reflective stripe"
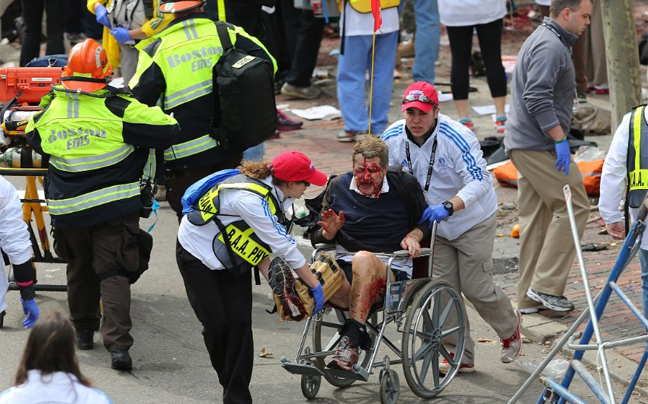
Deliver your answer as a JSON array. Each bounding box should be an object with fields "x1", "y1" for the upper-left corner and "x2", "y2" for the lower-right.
[
  {"x1": 630, "y1": 106, "x2": 648, "y2": 191},
  {"x1": 217, "y1": 223, "x2": 270, "y2": 266},
  {"x1": 164, "y1": 80, "x2": 212, "y2": 109},
  {"x1": 47, "y1": 182, "x2": 140, "y2": 215},
  {"x1": 217, "y1": 0, "x2": 226, "y2": 21},
  {"x1": 67, "y1": 99, "x2": 80, "y2": 118},
  {"x1": 50, "y1": 144, "x2": 135, "y2": 172},
  {"x1": 633, "y1": 106, "x2": 643, "y2": 184},
  {"x1": 182, "y1": 20, "x2": 198, "y2": 40},
  {"x1": 163, "y1": 134, "x2": 219, "y2": 160},
  {"x1": 143, "y1": 149, "x2": 156, "y2": 180}
]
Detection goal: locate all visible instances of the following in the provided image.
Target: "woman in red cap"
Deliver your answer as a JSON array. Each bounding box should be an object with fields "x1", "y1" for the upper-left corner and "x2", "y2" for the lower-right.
[{"x1": 176, "y1": 150, "x2": 327, "y2": 404}]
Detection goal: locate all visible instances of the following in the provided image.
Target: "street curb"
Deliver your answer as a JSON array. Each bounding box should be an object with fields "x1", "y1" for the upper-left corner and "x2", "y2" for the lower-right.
[{"x1": 520, "y1": 312, "x2": 648, "y2": 399}]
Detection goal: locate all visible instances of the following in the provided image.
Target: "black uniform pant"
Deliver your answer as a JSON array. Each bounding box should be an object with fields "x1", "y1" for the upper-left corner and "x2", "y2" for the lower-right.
[
  {"x1": 285, "y1": 9, "x2": 326, "y2": 88},
  {"x1": 20, "y1": 0, "x2": 68, "y2": 66},
  {"x1": 176, "y1": 241, "x2": 254, "y2": 404},
  {"x1": 165, "y1": 154, "x2": 242, "y2": 222},
  {"x1": 53, "y1": 212, "x2": 140, "y2": 352}
]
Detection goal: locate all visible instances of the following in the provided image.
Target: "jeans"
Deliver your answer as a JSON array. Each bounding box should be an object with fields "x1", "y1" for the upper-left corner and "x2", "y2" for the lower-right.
[
  {"x1": 337, "y1": 31, "x2": 398, "y2": 134},
  {"x1": 639, "y1": 248, "x2": 648, "y2": 320},
  {"x1": 243, "y1": 143, "x2": 265, "y2": 161},
  {"x1": 411, "y1": 0, "x2": 440, "y2": 84}
]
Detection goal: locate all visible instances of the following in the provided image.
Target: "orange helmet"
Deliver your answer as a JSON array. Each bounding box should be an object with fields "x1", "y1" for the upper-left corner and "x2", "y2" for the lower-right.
[
  {"x1": 159, "y1": 0, "x2": 205, "y2": 14},
  {"x1": 61, "y1": 39, "x2": 112, "y2": 93}
]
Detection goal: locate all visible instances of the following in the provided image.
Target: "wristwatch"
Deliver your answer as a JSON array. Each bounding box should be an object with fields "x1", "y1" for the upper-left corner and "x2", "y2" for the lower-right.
[{"x1": 442, "y1": 200, "x2": 454, "y2": 216}]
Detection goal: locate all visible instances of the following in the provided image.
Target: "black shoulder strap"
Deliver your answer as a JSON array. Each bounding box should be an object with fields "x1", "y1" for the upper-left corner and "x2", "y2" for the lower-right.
[{"x1": 215, "y1": 21, "x2": 234, "y2": 53}]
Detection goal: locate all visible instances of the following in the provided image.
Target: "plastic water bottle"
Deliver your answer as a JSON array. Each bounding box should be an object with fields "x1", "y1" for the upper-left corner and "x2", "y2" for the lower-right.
[{"x1": 311, "y1": 0, "x2": 323, "y2": 17}]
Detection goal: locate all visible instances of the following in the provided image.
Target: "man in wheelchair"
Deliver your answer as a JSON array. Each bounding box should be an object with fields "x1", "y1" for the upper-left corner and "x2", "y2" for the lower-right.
[{"x1": 310, "y1": 136, "x2": 430, "y2": 371}]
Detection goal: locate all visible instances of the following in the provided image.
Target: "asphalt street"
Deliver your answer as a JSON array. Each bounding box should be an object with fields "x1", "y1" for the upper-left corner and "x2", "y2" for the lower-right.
[{"x1": 0, "y1": 195, "x2": 644, "y2": 404}]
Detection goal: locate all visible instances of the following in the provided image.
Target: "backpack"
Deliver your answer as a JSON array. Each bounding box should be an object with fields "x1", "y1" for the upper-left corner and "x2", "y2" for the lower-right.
[
  {"x1": 181, "y1": 168, "x2": 240, "y2": 214},
  {"x1": 210, "y1": 22, "x2": 277, "y2": 152}
]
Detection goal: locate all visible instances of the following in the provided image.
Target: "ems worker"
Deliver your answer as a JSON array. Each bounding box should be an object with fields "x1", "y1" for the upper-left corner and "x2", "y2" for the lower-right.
[
  {"x1": 177, "y1": 151, "x2": 327, "y2": 404},
  {"x1": 599, "y1": 105, "x2": 648, "y2": 319},
  {"x1": 381, "y1": 81, "x2": 521, "y2": 372},
  {"x1": 25, "y1": 39, "x2": 180, "y2": 371},
  {"x1": 0, "y1": 176, "x2": 39, "y2": 329},
  {"x1": 88, "y1": 0, "x2": 173, "y2": 84},
  {"x1": 129, "y1": 0, "x2": 277, "y2": 220}
]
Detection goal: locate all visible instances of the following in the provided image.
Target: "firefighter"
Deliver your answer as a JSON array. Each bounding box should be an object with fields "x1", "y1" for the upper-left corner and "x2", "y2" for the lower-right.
[
  {"x1": 129, "y1": 0, "x2": 277, "y2": 221},
  {"x1": 25, "y1": 38, "x2": 180, "y2": 371}
]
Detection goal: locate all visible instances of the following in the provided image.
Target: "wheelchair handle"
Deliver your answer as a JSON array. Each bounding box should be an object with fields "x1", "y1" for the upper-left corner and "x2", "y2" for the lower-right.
[{"x1": 393, "y1": 248, "x2": 432, "y2": 258}]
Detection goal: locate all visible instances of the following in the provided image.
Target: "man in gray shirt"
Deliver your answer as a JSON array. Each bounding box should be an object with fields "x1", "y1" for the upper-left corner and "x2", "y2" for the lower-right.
[{"x1": 504, "y1": 0, "x2": 591, "y2": 313}]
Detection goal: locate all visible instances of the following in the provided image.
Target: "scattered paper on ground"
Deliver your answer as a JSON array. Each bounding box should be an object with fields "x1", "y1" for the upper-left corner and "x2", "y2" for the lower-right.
[
  {"x1": 259, "y1": 347, "x2": 272, "y2": 357},
  {"x1": 472, "y1": 104, "x2": 511, "y2": 116},
  {"x1": 438, "y1": 92, "x2": 454, "y2": 103},
  {"x1": 291, "y1": 105, "x2": 341, "y2": 121}
]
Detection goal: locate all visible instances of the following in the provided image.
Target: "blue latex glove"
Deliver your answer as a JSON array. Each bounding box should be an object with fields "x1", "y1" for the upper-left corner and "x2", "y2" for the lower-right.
[
  {"x1": 110, "y1": 27, "x2": 133, "y2": 45},
  {"x1": 418, "y1": 205, "x2": 450, "y2": 228},
  {"x1": 554, "y1": 138, "x2": 571, "y2": 175},
  {"x1": 94, "y1": 4, "x2": 111, "y2": 28},
  {"x1": 310, "y1": 283, "x2": 324, "y2": 315},
  {"x1": 21, "y1": 299, "x2": 39, "y2": 328}
]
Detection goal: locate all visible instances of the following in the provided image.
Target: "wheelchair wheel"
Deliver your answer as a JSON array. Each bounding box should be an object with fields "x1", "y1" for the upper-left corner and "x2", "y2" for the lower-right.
[
  {"x1": 379, "y1": 369, "x2": 399, "y2": 404},
  {"x1": 312, "y1": 309, "x2": 375, "y2": 388},
  {"x1": 401, "y1": 280, "x2": 466, "y2": 399},
  {"x1": 300, "y1": 372, "x2": 321, "y2": 400}
]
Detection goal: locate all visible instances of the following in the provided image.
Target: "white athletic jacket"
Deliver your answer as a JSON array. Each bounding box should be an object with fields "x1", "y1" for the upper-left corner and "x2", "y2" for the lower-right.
[
  {"x1": 178, "y1": 175, "x2": 306, "y2": 270},
  {"x1": 382, "y1": 115, "x2": 498, "y2": 240},
  {"x1": 0, "y1": 176, "x2": 33, "y2": 313},
  {"x1": 0, "y1": 176, "x2": 31, "y2": 266},
  {"x1": 0, "y1": 370, "x2": 112, "y2": 404}
]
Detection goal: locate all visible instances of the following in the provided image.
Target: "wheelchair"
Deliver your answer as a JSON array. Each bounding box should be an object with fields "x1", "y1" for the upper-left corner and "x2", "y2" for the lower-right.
[{"x1": 280, "y1": 226, "x2": 467, "y2": 403}]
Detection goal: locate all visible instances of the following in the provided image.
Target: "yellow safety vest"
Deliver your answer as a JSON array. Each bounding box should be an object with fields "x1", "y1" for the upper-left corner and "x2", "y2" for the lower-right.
[
  {"x1": 347, "y1": 0, "x2": 399, "y2": 13},
  {"x1": 628, "y1": 105, "x2": 648, "y2": 208},
  {"x1": 187, "y1": 174, "x2": 284, "y2": 267}
]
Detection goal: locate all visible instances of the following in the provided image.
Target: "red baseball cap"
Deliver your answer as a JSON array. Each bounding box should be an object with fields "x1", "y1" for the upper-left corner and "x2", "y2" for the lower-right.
[
  {"x1": 401, "y1": 81, "x2": 439, "y2": 113},
  {"x1": 271, "y1": 151, "x2": 327, "y2": 186}
]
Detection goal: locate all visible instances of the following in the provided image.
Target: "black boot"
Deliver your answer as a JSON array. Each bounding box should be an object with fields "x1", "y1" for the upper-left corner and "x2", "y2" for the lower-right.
[{"x1": 110, "y1": 350, "x2": 132, "y2": 371}]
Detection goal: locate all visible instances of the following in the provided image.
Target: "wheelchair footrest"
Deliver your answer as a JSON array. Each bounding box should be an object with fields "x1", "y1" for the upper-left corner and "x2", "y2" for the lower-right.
[
  {"x1": 281, "y1": 359, "x2": 324, "y2": 377},
  {"x1": 325, "y1": 366, "x2": 370, "y2": 382}
]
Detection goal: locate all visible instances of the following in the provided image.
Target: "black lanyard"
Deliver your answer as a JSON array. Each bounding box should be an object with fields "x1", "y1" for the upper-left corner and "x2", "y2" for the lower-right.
[
  {"x1": 541, "y1": 22, "x2": 572, "y2": 56},
  {"x1": 405, "y1": 137, "x2": 437, "y2": 192}
]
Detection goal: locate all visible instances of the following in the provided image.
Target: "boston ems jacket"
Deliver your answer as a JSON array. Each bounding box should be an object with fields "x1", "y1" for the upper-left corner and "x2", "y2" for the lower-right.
[
  {"x1": 129, "y1": 13, "x2": 276, "y2": 172},
  {"x1": 26, "y1": 85, "x2": 180, "y2": 228}
]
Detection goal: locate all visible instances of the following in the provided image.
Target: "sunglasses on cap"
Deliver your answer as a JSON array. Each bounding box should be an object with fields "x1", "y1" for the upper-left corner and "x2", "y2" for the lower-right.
[{"x1": 402, "y1": 93, "x2": 437, "y2": 107}]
